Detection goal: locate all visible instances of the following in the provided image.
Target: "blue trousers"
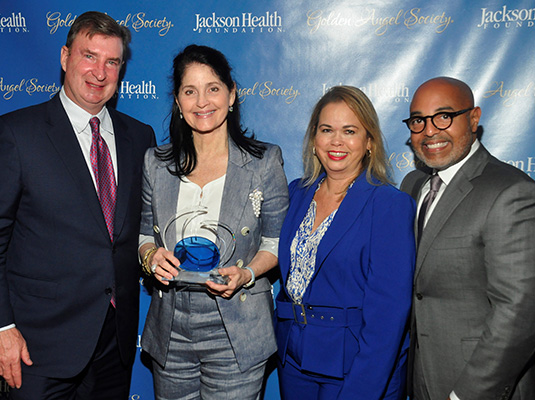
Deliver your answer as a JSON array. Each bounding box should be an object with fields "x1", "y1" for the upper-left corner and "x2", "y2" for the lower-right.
[{"x1": 277, "y1": 354, "x2": 344, "y2": 400}]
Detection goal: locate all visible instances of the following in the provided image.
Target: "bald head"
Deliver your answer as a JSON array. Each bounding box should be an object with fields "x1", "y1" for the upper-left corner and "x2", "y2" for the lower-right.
[{"x1": 412, "y1": 77, "x2": 475, "y2": 111}]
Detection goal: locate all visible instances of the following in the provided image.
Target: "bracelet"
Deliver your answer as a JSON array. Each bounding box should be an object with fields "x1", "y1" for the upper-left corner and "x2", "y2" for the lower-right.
[
  {"x1": 243, "y1": 266, "x2": 255, "y2": 289},
  {"x1": 142, "y1": 246, "x2": 158, "y2": 275}
]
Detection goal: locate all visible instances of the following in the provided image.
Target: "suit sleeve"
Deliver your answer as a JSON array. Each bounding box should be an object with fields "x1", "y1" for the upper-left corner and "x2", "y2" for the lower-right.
[
  {"x1": 0, "y1": 117, "x2": 22, "y2": 327},
  {"x1": 139, "y1": 148, "x2": 156, "y2": 241},
  {"x1": 339, "y1": 191, "x2": 416, "y2": 399},
  {"x1": 454, "y1": 179, "x2": 535, "y2": 399},
  {"x1": 259, "y1": 145, "x2": 289, "y2": 238}
]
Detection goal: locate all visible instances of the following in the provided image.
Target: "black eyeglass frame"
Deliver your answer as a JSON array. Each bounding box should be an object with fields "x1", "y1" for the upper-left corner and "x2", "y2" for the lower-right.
[{"x1": 402, "y1": 107, "x2": 474, "y2": 134}]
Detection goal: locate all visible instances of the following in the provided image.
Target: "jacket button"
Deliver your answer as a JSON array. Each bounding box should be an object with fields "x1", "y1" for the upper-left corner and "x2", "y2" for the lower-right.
[
  {"x1": 153, "y1": 225, "x2": 160, "y2": 234},
  {"x1": 416, "y1": 293, "x2": 423, "y2": 300},
  {"x1": 105, "y1": 287, "x2": 113, "y2": 295},
  {"x1": 239, "y1": 293, "x2": 247, "y2": 302},
  {"x1": 236, "y1": 259, "x2": 244, "y2": 268},
  {"x1": 241, "y1": 227, "x2": 250, "y2": 236}
]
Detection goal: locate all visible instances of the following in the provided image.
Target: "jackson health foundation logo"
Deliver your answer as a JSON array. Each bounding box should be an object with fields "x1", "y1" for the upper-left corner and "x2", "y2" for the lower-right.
[
  {"x1": 118, "y1": 79, "x2": 158, "y2": 101},
  {"x1": 0, "y1": 12, "x2": 28, "y2": 33},
  {"x1": 193, "y1": 11, "x2": 283, "y2": 33},
  {"x1": 477, "y1": 5, "x2": 535, "y2": 29}
]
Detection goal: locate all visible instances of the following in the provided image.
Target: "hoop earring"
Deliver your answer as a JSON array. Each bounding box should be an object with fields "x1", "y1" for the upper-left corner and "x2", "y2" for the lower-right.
[
  {"x1": 312, "y1": 146, "x2": 316, "y2": 156},
  {"x1": 229, "y1": 106, "x2": 234, "y2": 112},
  {"x1": 179, "y1": 111, "x2": 183, "y2": 119},
  {"x1": 367, "y1": 149, "x2": 371, "y2": 157}
]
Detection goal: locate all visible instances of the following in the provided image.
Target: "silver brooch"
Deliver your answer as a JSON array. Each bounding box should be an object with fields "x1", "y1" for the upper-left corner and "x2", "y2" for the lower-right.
[{"x1": 248, "y1": 189, "x2": 263, "y2": 218}]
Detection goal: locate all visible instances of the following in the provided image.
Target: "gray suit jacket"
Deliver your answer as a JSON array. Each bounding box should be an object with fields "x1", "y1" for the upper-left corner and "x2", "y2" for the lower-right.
[
  {"x1": 140, "y1": 140, "x2": 289, "y2": 372},
  {"x1": 401, "y1": 145, "x2": 535, "y2": 400}
]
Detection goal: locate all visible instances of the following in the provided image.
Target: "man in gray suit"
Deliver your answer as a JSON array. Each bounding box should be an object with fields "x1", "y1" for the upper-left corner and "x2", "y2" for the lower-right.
[{"x1": 401, "y1": 77, "x2": 535, "y2": 400}]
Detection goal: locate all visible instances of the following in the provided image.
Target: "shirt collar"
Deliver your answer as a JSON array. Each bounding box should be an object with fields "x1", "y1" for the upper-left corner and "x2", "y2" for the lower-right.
[
  {"x1": 59, "y1": 87, "x2": 113, "y2": 136},
  {"x1": 436, "y1": 139, "x2": 480, "y2": 185}
]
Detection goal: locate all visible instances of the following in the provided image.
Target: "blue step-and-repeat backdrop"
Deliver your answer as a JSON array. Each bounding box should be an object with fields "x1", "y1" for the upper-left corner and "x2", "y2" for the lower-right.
[{"x1": 1, "y1": 1, "x2": 534, "y2": 399}]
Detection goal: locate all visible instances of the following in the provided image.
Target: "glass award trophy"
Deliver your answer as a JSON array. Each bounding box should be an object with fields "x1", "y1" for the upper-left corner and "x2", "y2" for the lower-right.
[{"x1": 162, "y1": 207, "x2": 236, "y2": 285}]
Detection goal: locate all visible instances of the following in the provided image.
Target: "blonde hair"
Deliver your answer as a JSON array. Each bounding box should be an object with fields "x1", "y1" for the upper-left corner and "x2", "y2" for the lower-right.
[{"x1": 302, "y1": 85, "x2": 393, "y2": 187}]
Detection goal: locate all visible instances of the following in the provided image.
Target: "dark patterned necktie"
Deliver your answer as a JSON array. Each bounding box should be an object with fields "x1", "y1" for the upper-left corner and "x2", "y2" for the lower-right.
[
  {"x1": 89, "y1": 117, "x2": 116, "y2": 242},
  {"x1": 417, "y1": 174, "x2": 442, "y2": 243}
]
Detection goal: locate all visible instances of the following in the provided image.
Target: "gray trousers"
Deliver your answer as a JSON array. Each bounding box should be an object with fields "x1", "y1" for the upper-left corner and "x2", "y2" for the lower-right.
[{"x1": 152, "y1": 290, "x2": 266, "y2": 400}]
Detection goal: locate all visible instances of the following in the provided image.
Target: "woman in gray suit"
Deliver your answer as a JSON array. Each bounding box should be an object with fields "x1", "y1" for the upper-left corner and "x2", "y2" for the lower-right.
[{"x1": 138, "y1": 45, "x2": 289, "y2": 399}]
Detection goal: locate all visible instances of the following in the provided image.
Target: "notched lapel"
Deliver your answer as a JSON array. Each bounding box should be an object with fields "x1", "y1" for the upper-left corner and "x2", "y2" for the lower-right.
[
  {"x1": 416, "y1": 147, "x2": 489, "y2": 278},
  {"x1": 416, "y1": 177, "x2": 474, "y2": 278},
  {"x1": 219, "y1": 143, "x2": 253, "y2": 235},
  {"x1": 44, "y1": 97, "x2": 111, "y2": 242},
  {"x1": 314, "y1": 176, "x2": 375, "y2": 279},
  {"x1": 111, "y1": 114, "x2": 133, "y2": 240}
]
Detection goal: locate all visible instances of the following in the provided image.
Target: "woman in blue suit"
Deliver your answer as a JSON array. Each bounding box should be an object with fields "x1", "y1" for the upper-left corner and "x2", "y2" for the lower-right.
[{"x1": 275, "y1": 86, "x2": 415, "y2": 399}]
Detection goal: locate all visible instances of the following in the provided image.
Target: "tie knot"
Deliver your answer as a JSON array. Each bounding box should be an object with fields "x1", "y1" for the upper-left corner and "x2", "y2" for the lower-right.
[
  {"x1": 89, "y1": 117, "x2": 100, "y2": 135},
  {"x1": 430, "y1": 174, "x2": 442, "y2": 192}
]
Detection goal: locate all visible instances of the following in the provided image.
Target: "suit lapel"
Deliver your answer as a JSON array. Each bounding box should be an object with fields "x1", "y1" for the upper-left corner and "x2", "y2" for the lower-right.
[
  {"x1": 154, "y1": 141, "x2": 252, "y2": 249},
  {"x1": 219, "y1": 141, "x2": 253, "y2": 234},
  {"x1": 44, "y1": 96, "x2": 111, "y2": 242},
  {"x1": 415, "y1": 146, "x2": 490, "y2": 278},
  {"x1": 278, "y1": 179, "x2": 318, "y2": 285},
  {"x1": 312, "y1": 174, "x2": 375, "y2": 281},
  {"x1": 109, "y1": 109, "x2": 133, "y2": 240},
  {"x1": 406, "y1": 172, "x2": 428, "y2": 234}
]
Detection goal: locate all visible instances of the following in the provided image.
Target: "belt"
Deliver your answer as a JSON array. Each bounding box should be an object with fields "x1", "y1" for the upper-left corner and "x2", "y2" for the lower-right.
[
  {"x1": 276, "y1": 301, "x2": 362, "y2": 327},
  {"x1": 175, "y1": 284, "x2": 208, "y2": 293}
]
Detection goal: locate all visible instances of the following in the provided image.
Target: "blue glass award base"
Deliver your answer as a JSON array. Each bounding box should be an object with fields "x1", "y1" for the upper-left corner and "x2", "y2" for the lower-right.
[
  {"x1": 162, "y1": 207, "x2": 235, "y2": 285},
  {"x1": 172, "y1": 236, "x2": 228, "y2": 285}
]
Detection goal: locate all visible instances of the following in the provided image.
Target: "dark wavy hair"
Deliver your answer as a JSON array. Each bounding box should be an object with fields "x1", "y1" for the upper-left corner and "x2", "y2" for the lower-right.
[{"x1": 157, "y1": 44, "x2": 265, "y2": 177}]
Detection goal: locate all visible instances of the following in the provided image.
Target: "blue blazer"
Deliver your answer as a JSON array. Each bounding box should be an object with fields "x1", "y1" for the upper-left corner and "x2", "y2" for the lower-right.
[
  {"x1": 275, "y1": 174, "x2": 415, "y2": 399},
  {"x1": 0, "y1": 94, "x2": 155, "y2": 377}
]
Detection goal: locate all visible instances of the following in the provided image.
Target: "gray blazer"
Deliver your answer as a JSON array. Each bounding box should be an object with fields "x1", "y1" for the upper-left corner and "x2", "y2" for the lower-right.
[
  {"x1": 140, "y1": 140, "x2": 289, "y2": 372},
  {"x1": 401, "y1": 145, "x2": 535, "y2": 400}
]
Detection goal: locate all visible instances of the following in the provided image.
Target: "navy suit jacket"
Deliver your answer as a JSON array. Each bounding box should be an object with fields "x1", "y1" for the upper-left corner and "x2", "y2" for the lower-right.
[
  {"x1": 275, "y1": 174, "x2": 415, "y2": 399},
  {"x1": 0, "y1": 94, "x2": 155, "y2": 377}
]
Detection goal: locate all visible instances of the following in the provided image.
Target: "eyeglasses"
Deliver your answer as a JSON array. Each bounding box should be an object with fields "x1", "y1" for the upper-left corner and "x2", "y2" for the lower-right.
[{"x1": 402, "y1": 108, "x2": 473, "y2": 134}]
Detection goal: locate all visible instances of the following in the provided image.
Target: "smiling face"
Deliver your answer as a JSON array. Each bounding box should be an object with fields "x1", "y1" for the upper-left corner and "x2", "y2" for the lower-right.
[
  {"x1": 176, "y1": 62, "x2": 236, "y2": 138},
  {"x1": 409, "y1": 78, "x2": 481, "y2": 170},
  {"x1": 61, "y1": 31, "x2": 123, "y2": 115},
  {"x1": 314, "y1": 101, "x2": 371, "y2": 181}
]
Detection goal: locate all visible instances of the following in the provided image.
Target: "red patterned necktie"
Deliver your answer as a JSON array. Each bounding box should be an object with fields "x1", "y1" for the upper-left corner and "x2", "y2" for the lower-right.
[
  {"x1": 90, "y1": 117, "x2": 116, "y2": 307},
  {"x1": 89, "y1": 117, "x2": 116, "y2": 242}
]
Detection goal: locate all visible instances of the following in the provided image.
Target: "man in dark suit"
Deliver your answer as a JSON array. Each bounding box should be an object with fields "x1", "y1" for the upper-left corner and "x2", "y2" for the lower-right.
[
  {"x1": 0, "y1": 11, "x2": 155, "y2": 399},
  {"x1": 401, "y1": 77, "x2": 535, "y2": 400}
]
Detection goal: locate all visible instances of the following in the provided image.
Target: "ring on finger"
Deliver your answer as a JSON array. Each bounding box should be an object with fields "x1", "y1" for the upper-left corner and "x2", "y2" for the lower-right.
[{"x1": 151, "y1": 264, "x2": 158, "y2": 274}]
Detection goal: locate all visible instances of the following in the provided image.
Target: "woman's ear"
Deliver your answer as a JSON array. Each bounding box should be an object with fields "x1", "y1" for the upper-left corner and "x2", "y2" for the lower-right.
[{"x1": 229, "y1": 82, "x2": 237, "y2": 108}]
